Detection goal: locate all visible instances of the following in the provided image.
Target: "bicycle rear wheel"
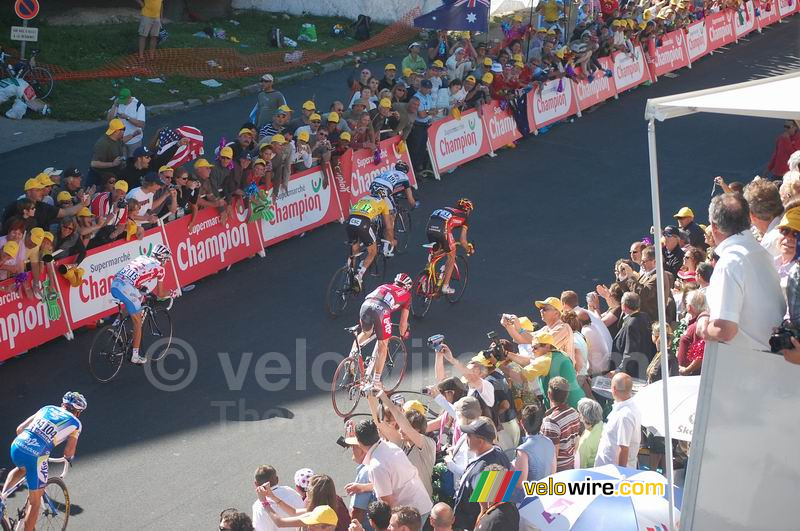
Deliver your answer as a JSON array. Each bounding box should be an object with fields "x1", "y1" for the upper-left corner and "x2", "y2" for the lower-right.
[
  {"x1": 394, "y1": 209, "x2": 412, "y2": 254},
  {"x1": 88, "y1": 324, "x2": 127, "y2": 383},
  {"x1": 325, "y1": 266, "x2": 353, "y2": 318},
  {"x1": 331, "y1": 356, "x2": 363, "y2": 417},
  {"x1": 142, "y1": 308, "x2": 173, "y2": 361},
  {"x1": 23, "y1": 67, "x2": 54, "y2": 99},
  {"x1": 446, "y1": 254, "x2": 469, "y2": 303},
  {"x1": 411, "y1": 270, "x2": 433, "y2": 318},
  {"x1": 381, "y1": 337, "x2": 408, "y2": 392},
  {"x1": 38, "y1": 477, "x2": 70, "y2": 530}
]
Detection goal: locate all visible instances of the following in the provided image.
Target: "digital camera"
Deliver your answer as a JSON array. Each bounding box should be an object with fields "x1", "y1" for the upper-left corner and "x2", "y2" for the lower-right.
[
  {"x1": 427, "y1": 334, "x2": 445, "y2": 352},
  {"x1": 769, "y1": 321, "x2": 800, "y2": 353}
]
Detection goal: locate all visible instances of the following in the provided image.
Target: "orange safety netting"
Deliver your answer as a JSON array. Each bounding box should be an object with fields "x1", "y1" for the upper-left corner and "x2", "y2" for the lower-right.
[{"x1": 42, "y1": 15, "x2": 420, "y2": 82}]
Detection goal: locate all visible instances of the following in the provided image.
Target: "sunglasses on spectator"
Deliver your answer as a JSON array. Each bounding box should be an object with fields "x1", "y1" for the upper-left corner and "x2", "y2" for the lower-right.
[
  {"x1": 175, "y1": 175, "x2": 188, "y2": 181},
  {"x1": 539, "y1": 306, "x2": 557, "y2": 313},
  {"x1": 779, "y1": 227, "x2": 799, "y2": 237},
  {"x1": 361, "y1": 70, "x2": 370, "y2": 76}
]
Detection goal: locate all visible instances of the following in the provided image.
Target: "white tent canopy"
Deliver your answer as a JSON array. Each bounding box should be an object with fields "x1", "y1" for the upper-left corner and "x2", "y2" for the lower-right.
[{"x1": 645, "y1": 70, "x2": 800, "y2": 121}]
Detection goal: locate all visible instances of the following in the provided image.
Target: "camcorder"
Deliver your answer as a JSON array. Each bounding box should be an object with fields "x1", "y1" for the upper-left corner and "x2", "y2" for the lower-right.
[
  {"x1": 769, "y1": 321, "x2": 800, "y2": 353},
  {"x1": 427, "y1": 334, "x2": 445, "y2": 352},
  {"x1": 486, "y1": 331, "x2": 507, "y2": 362}
]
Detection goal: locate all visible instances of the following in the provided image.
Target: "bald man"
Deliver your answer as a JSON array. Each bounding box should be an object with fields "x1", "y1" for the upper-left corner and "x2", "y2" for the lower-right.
[
  {"x1": 594, "y1": 373, "x2": 642, "y2": 468},
  {"x1": 428, "y1": 502, "x2": 455, "y2": 531}
]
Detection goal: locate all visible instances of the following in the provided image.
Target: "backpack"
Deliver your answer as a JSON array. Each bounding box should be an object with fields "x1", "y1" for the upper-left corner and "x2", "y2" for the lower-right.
[{"x1": 352, "y1": 15, "x2": 371, "y2": 41}]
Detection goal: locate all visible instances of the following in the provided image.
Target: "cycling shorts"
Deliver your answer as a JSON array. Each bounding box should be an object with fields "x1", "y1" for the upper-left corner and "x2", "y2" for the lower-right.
[
  {"x1": 346, "y1": 215, "x2": 376, "y2": 246},
  {"x1": 426, "y1": 218, "x2": 454, "y2": 252},
  {"x1": 360, "y1": 301, "x2": 392, "y2": 340},
  {"x1": 110, "y1": 278, "x2": 144, "y2": 315},
  {"x1": 10, "y1": 441, "x2": 48, "y2": 490}
]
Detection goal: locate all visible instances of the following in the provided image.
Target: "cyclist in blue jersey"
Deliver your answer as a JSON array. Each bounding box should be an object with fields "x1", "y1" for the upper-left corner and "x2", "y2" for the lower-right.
[
  {"x1": 370, "y1": 161, "x2": 418, "y2": 210},
  {"x1": 3, "y1": 392, "x2": 86, "y2": 531}
]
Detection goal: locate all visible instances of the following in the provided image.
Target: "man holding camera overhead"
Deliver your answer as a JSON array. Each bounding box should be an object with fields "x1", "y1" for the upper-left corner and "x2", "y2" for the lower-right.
[{"x1": 469, "y1": 347, "x2": 519, "y2": 454}]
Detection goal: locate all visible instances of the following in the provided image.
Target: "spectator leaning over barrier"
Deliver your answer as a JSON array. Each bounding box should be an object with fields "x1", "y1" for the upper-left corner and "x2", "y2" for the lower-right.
[
  {"x1": 370, "y1": 99, "x2": 400, "y2": 142},
  {"x1": 595, "y1": 373, "x2": 642, "y2": 469},
  {"x1": 288, "y1": 100, "x2": 317, "y2": 134},
  {"x1": 513, "y1": 403, "x2": 555, "y2": 487},
  {"x1": 698, "y1": 193, "x2": 785, "y2": 351},
  {"x1": 0, "y1": 240, "x2": 20, "y2": 281},
  {"x1": 765, "y1": 120, "x2": 800, "y2": 180},
  {"x1": 379, "y1": 64, "x2": 397, "y2": 92},
  {"x1": 120, "y1": 146, "x2": 153, "y2": 190},
  {"x1": 256, "y1": 74, "x2": 286, "y2": 131},
  {"x1": 193, "y1": 158, "x2": 227, "y2": 225},
  {"x1": 2, "y1": 178, "x2": 87, "y2": 234},
  {"x1": 259, "y1": 108, "x2": 289, "y2": 144},
  {"x1": 127, "y1": 172, "x2": 169, "y2": 228},
  {"x1": 251, "y1": 464, "x2": 304, "y2": 531},
  {"x1": 743, "y1": 179, "x2": 784, "y2": 258},
  {"x1": 541, "y1": 377, "x2": 581, "y2": 472},
  {"x1": 107, "y1": 88, "x2": 146, "y2": 158},
  {"x1": 269, "y1": 134, "x2": 291, "y2": 199}
]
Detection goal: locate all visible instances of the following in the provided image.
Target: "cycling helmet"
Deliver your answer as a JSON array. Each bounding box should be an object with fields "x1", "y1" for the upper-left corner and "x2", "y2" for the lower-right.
[
  {"x1": 394, "y1": 273, "x2": 413, "y2": 290},
  {"x1": 457, "y1": 198, "x2": 474, "y2": 213},
  {"x1": 62, "y1": 391, "x2": 87, "y2": 411},
  {"x1": 394, "y1": 161, "x2": 409, "y2": 173},
  {"x1": 151, "y1": 244, "x2": 171, "y2": 262},
  {"x1": 370, "y1": 185, "x2": 389, "y2": 199}
]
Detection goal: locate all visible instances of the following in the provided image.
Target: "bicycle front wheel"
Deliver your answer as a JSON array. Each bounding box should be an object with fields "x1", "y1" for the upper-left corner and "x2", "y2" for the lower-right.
[
  {"x1": 325, "y1": 266, "x2": 352, "y2": 318},
  {"x1": 38, "y1": 477, "x2": 70, "y2": 530},
  {"x1": 142, "y1": 308, "x2": 173, "y2": 361},
  {"x1": 331, "y1": 356, "x2": 363, "y2": 417},
  {"x1": 381, "y1": 337, "x2": 407, "y2": 392},
  {"x1": 446, "y1": 254, "x2": 469, "y2": 303},
  {"x1": 411, "y1": 270, "x2": 433, "y2": 319},
  {"x1": 88, "y1": 324, "x2": 127, "y2": 383},
  {"x1": 23, "y1": 67, "x2": 54, "y2": 99},
  {"x1": 394, "y1": 210, "x2": 412, "y2": 254}
]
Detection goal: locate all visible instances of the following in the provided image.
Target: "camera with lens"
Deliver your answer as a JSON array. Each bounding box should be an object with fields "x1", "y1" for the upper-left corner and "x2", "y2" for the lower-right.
[
  {"x1": 769, "y1": 321, "x2": 800, "y2": 353},
  {"x1": 486, "y1": 331, "x2": 507, "y2": 362},
  {"x1": 116, "y1": 199, "x2": 127, "y2": 209}
]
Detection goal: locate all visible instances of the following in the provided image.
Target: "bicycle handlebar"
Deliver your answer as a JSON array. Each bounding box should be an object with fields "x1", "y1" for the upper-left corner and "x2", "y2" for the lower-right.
[{"x1": 47, "y1": 457, "x2": 70, "y2": 480}]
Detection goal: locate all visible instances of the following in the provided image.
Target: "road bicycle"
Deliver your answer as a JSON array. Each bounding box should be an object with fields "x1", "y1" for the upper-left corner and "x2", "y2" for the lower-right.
[
  {"x1": 1, "y1": 457, "x2": 71, "y2": 531},
  {"x1": 325, "y1": 236, "x2": 391, "y2": 318},
  {"x1": 88, "y1": 295, "x2": 174, "y2": 383},
  {"x1": 392, "y1": 193, "x2": 413, "y2": 254},
  {"x1": 0, "y1": 46, "x2": 54, "y2": 99},
  {"x1": 331, "y1": 323, "x2": 408, "y2": 417},
  {"x1": 411, "y1": 243, "x2": 469, "y2": 318}
]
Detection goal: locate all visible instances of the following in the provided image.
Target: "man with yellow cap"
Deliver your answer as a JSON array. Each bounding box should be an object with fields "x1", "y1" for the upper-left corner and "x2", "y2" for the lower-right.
[
  {"x1": 0, "y1": 241, "x2": 21, "y2": 281},
  {"x1": 106, "y1": 87, "x2": 146, "y2": 158},
  {"x1": 90, "y1": 118, "x2": 142, "y2": 184},
  {"x1": 673, "y1": 205, "x2": 708, "y2": 249},
  {"x1": 291, "y1": 130, "x2": 314, "y2": 171},
  {"x1": 288, "y1": 100, "x2": 318, "y2": 133},
  {"x1": 371, "y1": 97, "x2": 401, "y2": 141},
  {"x1": 22, "y1": 227, "x2": 46, "y2": 294},
  {"x1": 2, "y1": 177, "x2": 87, "y2": 234},
  {"x1": 259, "y1": 500, "x2": 339, "y2": 530},
  {"x1": 379, "y1": 63, "x2": 398, "y2": 92},
  {"x1": 192, "y1": 159, "x2": 228, "y2": 219},
  {"x1": 269, "y1": 134, "x2": 292, "y2": 198},
  {"x1": 502, "y1": 297, "x2": 578, "y2": 370},
  {"x1": 89, "y1": 180, "x2": 131, "y2": 245}
]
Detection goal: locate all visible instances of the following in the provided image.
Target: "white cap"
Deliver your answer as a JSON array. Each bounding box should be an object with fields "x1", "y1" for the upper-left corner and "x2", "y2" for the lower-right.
[{"x1": 261, "y1": 73, "x2": 274, "y2": 82}]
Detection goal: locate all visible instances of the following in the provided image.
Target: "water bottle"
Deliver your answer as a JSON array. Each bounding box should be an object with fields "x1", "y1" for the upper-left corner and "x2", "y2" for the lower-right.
[{"x1": 373, "y1": 148, "x2": 382, "y2": 165}]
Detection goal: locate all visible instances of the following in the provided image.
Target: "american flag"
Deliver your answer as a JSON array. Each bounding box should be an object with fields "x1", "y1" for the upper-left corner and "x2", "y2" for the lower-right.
[{"x1": 157, "y1": 126, "x2": 204, "y2": 167}]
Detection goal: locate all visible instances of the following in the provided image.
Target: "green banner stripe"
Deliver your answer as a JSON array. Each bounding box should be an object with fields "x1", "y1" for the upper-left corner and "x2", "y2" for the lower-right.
[{"x1": 470, "y1": 471, "x2": 490, "y2": 502}]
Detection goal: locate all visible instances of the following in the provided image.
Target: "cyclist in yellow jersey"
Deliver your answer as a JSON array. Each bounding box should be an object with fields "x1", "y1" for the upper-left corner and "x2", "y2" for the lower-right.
[{"x1": 346, "y1": 188, "x2": 396, "y2": 289}]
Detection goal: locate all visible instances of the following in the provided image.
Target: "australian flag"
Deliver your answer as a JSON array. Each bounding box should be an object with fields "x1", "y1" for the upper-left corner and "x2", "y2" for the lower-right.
[{"x1": 414, "y1": 0, "x2": 491, "y2": 32}]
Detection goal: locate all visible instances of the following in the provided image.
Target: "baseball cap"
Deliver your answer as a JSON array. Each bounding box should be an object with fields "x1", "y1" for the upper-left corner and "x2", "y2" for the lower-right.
[
  {"x1": 777, "y1": 207, "x2": 800, "y2": 232},
  {"x1": 106, "y1": 118, "x2": 125, "y2": 135},
  {"x1": 142, "y1": 172, "x2": 162, "y2": 184},
  {"x1": 673, "y1": 206, "x2": 694, "y2": 219},
  {"x1": 36, "y1": 173, "x2": 55, "y2": 187},
  {"x1": 254, "y1": 158, "x2": 267, "y2": 166},
  {"x1": 432, "y1": 59, "x2": 444, "y2": 69},
  {"x1": 56, "y1": 191, "x2": 73, "y2": 202},
  {"x1": 379, "y1": 98, "x2": 392, "y2": 109},
  {"x1": 299, "y1": 506, "x2": 338, "y2": 526},
  {"x1": 513, "y1": 53, "x2": 524, "y2": 62},
  {"x1": 454, "y1": 396, "x2": 482, "y2": 418},
  {"x1": 117, "y1": 88, "x2": 131, "y2": 101},
  {"x1": 24, "y1": 178, "x2": 44, "y2": 191},
  {"x1": 470, "y1": 351, "x2": 495, "y2": 368},
  {"x1": 302, "y1": 100, "x2": 316, "y2": 111},
  {"x1": 193, "y1": 158, "x2": 214, "y2": 169},
  {"x1": 514, "y1": 61, "x2": 525, "y2": 68},
  {"x1": 535, "y1": 296, "x2": 563, "y2": 313},
  {"x1": 309, "y1": 113, "x2": 322, "y2": 122},
  {"x1": 481, "y1": 73, "x2": 494, "y2": 84},
  {"x1": 385, "y1": 63, "x2": 397, "y2": 71},
  {"x1": 402, "y1": 67, "x2": 413, "y2": 77},
  {"x1": 483, "y1": 57, "x2": 493, "y2": 66},
  {"x1": 461, "y1": 417, "x2": 497, "y2": 443},
  {"x1": 278, "y1": 104, "x2": 293, "y2": 113},
  {"x1": 238, "y1": 128, "x2": 254, "y2": 137},
  {"x1": 219, "y1": 146, "x2": 234, "y2": 159},
  {"x1": 29, "y1": 227, "x2": 45, "y2": 246},
  {"x1": 42, "y1": 231, "x2": 54, "y2": 243},
  {"x1": 514, "y1": 14, "x2": 523, "y2": 22},
  {"x1": 663, "y1": 225, "x2": 681, "y2": 238},
  {"x1": 340, "y1": 131, "x2": 352, "y2": 142},
  {"x1": 158, "y1": 165, "x2": 174, "y2": 174},
  {"x1": 532, "y1": 329, "x2": 556, "y2": 346},
  {"x1": 133, "y1": 146, "x2": 151, "y2": 158},
  {"x1": 64, "y1": 167, "x2": 82, "y2": 178},
  {"x1": 353, "y1": 98, "x2": 368, "y2": 107},
  {"x1": 42, "y1": 167, "x2": 62, "y2": 177},
  {"x1": 297, "y1": 130, "x2": 310, "y2": 142},
  {"x1": 465, "y1": 75, "x2": 476, "y2": 83},
  {"x1": 408, "y1": 42, "x2": 421, "y2": 50},
  {"x1": 403, "y1": 400, "x2": 426, "y2": 416},
  {"x1": 294, "y1": 468, "x2": 315, "y2": 491},
  {"x1": 420, "y1": 79, "x2": 433, "y2": 89},
  {"x1": 114, "y1": 180, "x2": 129, "y2": 192},
  {"x1": 261, "y1": 73, "x2": 274, "y2": 82},
  {"x1": 491, "y1": 63, "x2": 503, "y2": 73},
  {"x1": 3, "y1": 241, "x2": 19, "y2": 258},
  {"x1": 271, "y1": 134, "x2": 287, "y2": 145},
  {"x1": 327, "y1": 111, "x2": 340, "y2": 123}
]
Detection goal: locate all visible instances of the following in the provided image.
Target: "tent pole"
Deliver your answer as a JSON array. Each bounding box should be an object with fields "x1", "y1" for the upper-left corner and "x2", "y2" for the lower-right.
[
  {"x1": 525, "y1": 1, "x2": 535, "y2": 62},
  {"x1": 647, "y1": 117, "x2": 676, "y2": 531}
]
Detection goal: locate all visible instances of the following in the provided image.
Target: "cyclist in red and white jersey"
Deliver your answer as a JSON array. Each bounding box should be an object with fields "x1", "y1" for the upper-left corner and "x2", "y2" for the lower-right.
[{"x1": 356, "y1": 273, "x2": 412, "y2": 391}]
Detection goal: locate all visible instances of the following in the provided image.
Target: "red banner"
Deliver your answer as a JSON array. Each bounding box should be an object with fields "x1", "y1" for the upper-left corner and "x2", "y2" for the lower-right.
[
  {"x1": 481, "y1": 100, "x2": 523, "y2": 152},
  {"x1": 260, "y1": 166, "x2": 346, "y2": 247},
  {"x1": 165, "y1": 203, "x2": 262, "y2": 287},
  {"x1": 0, "y1": 281, "x2": 70, "y2": 361},
  {"x1": 344, "y1": 136, "x2": 418, "y2": 207},
  {"x1": 574, "y1": 58, "x2": 618, "y2": 111},
  {"x1": 686, "y1": 20, "x2": 710, "y2": 62},
  {"x1": 756, "y1": 0, "x2": 781, "y2": 27},
  {"x1": 426, "y1": 109, "x2": 492, "y2": 173},
  {"x1": 776, "y1": 0, "x2": 797, "y2": 16},
  {"x1": 706, "y1": 10, "x2": 736, "y2": 51},
  {"x1": 648, "y1": 30, "x2": 690, "y2": 78},
  {"x1": 734, "y1": 1, "x2": 758, "y2": 38},
  {"x1": 526, "y1": 78, "x2": 579, "y2": 130},
  {"x1": 612, "y1": 45, "x2": 652, "y2": 93}
]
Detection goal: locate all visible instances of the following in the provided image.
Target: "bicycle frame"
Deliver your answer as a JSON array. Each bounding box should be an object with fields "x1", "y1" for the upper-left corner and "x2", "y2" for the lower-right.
[
  {"x1": 421, "y1": 247, "x2": 459, "y2": 294},
  {"x1": 1, "y1": 457, "x2": 70, "y2": 524}
]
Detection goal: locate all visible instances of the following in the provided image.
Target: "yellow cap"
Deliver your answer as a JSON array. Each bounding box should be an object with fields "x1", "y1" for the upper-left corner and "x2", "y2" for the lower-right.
[
  {"x1": 2, "y1": 241, "x2": 19, "y2": 258},
  {"x1": 432, "y1": 59, "x2": 444, "y2": 68},
  {"x1": 299, "y1": 505, "x2": 338, "y2": 526},
  {"x1": 535, "y1": 296, "x2": 563, "y2": 313},
  {"x1": 547, "y1": 28, "x2": 556, "y2": 35},
  {"x1": 327, "y1": 111, "x2": 340, "y2": 123},
  {"x1": 403, "y1": 67, "x2": 413, "y2": 77},
  {"x1": 309, "y1": 113, "x2": 322, "y2": 121},
  {"x1": 514, "y1": 14, "x2": 523, "y2": 22},
  {"x1": 219, "y1": 146, "x2": 234, "y2": 159},
  {"x1": 513, "y1": 53, "x2": 524, "y2": 62},
  {"x1": 483, "y1": 57, "x2": 493, "y2": 66},
  {"x1": 643, "y1": 9, "x2": 652, "y2": 20},
  {"x1": 302, "y1": 100, "x2": 316, "y2": 111},
  {"x1": 77, "y1": 207, "x2": 92, "y2": 218},
  {"x1": 384, "y1": 63, "x2": 397, "y2": 71},
  {"x1": 518, "y1": 316, "x2": 535, "y2": 332},
  {"x1": 514, "y1": 61, "x2": 525, "y2": 68},
  {"x1": 254, "y1": 158, "x2": 267, "y2": 166},
  {"x1": 106, "y1": 118, "x2": 125, "y2": 135},
  {"x1": 297, "y1": 130, "x2": 310, "y2": 142},
  {"x1": 639, "y1": 21, "x2": 647, "y2": 29},
  {"x1": 278, "y1": 104, "x2": 292, "y2": 113},
  {"x1": 56, "y1": 191, "x2": 73, "y2": 203},
  {"x1": 114, "y1": 180, "x2": 129, "y2": 192},
  {"x1": 29, "y1": 227, "x2": 45, "y2": 246},
  {"x1": 36, "y1": 173, "x2": 55, "y2": 187},
  {"x1": 271, "y1": 134, "x2": 287, "y2": 144},
  {"x1": 537, "y1": 27, "x2": 547, "y2": 33},
  {"x1": 470, "y1": 351, "x2": 496, "y2": 368},
  {"x1": 777, "y1": 207, "x2": 800, "y2": 232},
  {"x1": 340, "y1": 131, "x2": 352, "y2": 141},
  {"x1": 555, "y1": 47, "x2": 566, "y2": 59},
  {"x1": 238, "y1": 128, "x2": 254, "y2": 137},
  {"x1": 403, "y1": 400, "x2": 427, "y2": 416},
  {"x1": 24, "y1": 178, "x2": 44, "y2": 191},
  {"x1": 379, "y1": 98, "x2": 392, "y2": 108},
  {"x1": 532, "y1": 329, "x2": 556, "y2": 347},
  {"x1": 42, "y1": 231, "x2": 54, "y2": 243},
  {"x1": 158, "y1": 165, "x2": 174, "y2": 174},
  {"x1": 193, "y1": 158, "x2": 214, "y2": 169},
  {"x1": 482, "y1": 73, "x2": 493, "y2": 84},
  {"x1": 258, "y1": 141, "x2": 273, "y2": 151},
  {"x1": 673, "y1": 206, "x2": 694, "y2": 219},
  {"x1": 466, "y1": 75, "x2": 477, "y2": 83}
]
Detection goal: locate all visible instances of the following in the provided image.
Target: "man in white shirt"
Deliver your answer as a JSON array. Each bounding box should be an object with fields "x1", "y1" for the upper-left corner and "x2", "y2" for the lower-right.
[
  {"x1": 698, "y1": 193, "x2": 786, "y2": 352},
  {"x1": 439, "y1": 344, "x2": 495, "y2": 408},
  {"x1": 355, "y1": 419, "x2": 433, "y2": 516},
  {"x1": 127, "y1": 172, "x2": 170, "y2": 227},
  {"x1": 251, "y1": 465, "x2": 304, "y2": 531},
  {"x1": 107, "y1": 88, "x2": 146, "y2": 157},
  {"x1": 595, "y1": 373, "x2": 641, "y2": 468}
]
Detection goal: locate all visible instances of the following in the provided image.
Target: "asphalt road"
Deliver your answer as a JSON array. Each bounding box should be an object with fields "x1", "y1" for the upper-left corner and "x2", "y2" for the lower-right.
[{"x1": 1, "y1": 19, "x2": 798, "y2": 530}]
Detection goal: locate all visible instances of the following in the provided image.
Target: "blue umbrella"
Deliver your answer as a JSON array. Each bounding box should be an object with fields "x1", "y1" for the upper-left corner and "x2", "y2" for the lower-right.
[{"x1": 518, "y1": 465, "x2": 682, "y2": 530}]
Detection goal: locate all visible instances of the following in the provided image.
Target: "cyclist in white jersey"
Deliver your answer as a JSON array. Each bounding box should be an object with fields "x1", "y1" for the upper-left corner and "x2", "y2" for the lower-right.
[
  {"x1": 370, "y1": 161, "x2": 418, "y2": 210},
  {"x1": 110, "y1": 244, "x2": 173, "y2": 364},
  {"x1": 3, "y1": 392, "x2": 86, "y2": 531}
]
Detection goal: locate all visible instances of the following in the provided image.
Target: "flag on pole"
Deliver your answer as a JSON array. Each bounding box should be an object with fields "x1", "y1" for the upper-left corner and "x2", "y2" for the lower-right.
[
  {"x1": 157, "y1": 126, "x2": 205, "y2": 167},
  {"x1": 414, "y1": 0, "x2": 491, "y2": 32}
]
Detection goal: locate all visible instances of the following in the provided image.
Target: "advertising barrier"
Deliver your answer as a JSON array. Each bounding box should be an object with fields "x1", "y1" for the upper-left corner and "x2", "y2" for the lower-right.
[
  {"x1": 777, "y1": 0, "x2": 797, "y2": 17},
  {"x1": 734, "y1": 1, "x2": 757, "y2": 38},
  {"x1": 706, "y1": 10, "x2": 736, "y2": 50},
  {"x1": 757, "y1": 0, "x2": 781, "y2": 27},
  {"x1": 481, "y1": 100, "x2": 523, "y2": 152},
  {"x1": 574, "y1": 58, "x2": 618, "y2": 111},
  {"x1": 612, "y1": 45, "x2": 652, "y2": 93},
  {"x1": 343, "y1": 136, "x2": 418, "y2": 207},
  {"x1": 526, "y1": 78, "x2": 579, "y2": 130},
  {"x1": 686, "y1": 20, "x2": 710, "y2": 62},
  {"x1": 0, "y1": 283, "x2": 71, "y2": 361},
  {"x1": 426, "y1": 108, "x2": 491, "y2": 174},
  {"x1": 647, "y1": 30, "x2": 690, "y2": 79}
]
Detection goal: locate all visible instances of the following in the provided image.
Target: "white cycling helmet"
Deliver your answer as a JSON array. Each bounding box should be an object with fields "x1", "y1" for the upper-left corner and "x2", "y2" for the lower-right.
[
  {"x1": 394, "y1": 273, "x2": 413, "y2": 290},
  {"x1": 151, "y1": 244, "x2": 171, "y2": 262},
  {"x1": 62, "y1": 391, "x2": 87, "y2": 411}
]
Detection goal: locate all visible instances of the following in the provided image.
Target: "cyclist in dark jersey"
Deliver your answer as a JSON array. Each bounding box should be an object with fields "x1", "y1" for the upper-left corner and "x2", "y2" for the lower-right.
[{"x1": 425, "y1": 198, "x2": 474, "y2": 294}]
